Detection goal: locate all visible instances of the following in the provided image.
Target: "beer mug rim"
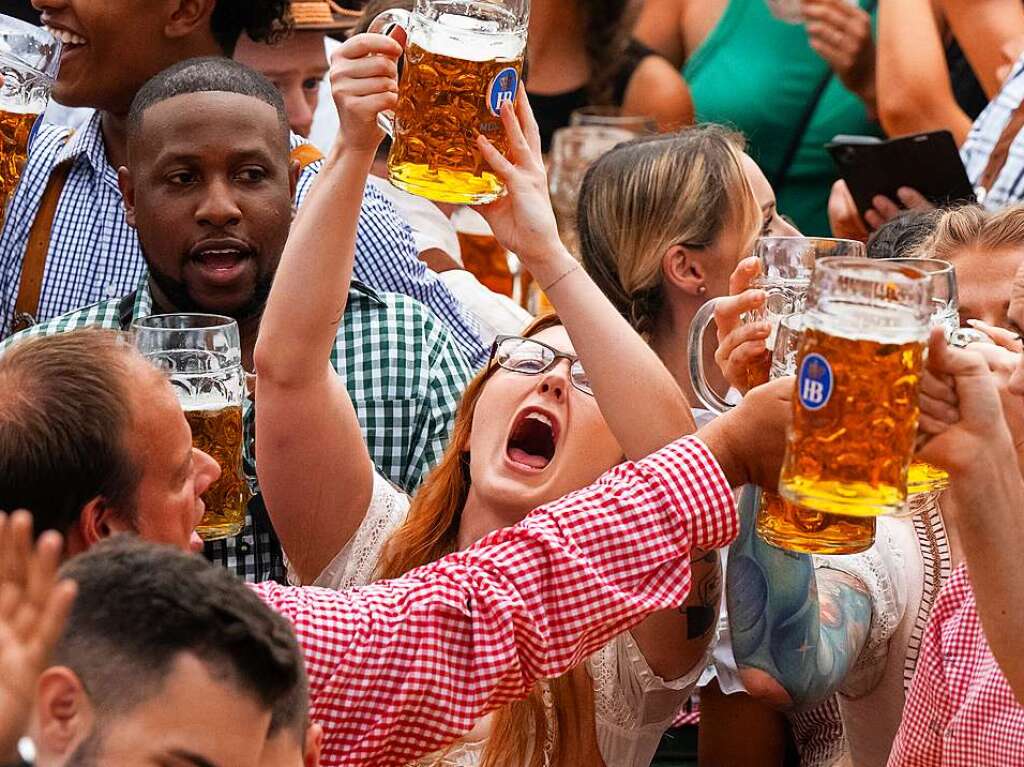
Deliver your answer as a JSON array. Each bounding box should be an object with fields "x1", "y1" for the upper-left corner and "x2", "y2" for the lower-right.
[
  {"x1": 882, "y1": 257, "x2": 955, "y2": 276},
  {"x1": 813, "y1": 256, "x2": 929, "y2": 285},
  {"x1": 0, "y1": 14, "x2": 62, "y2": 79},
  {"x1": 133, "y1": 313, "x2": 237, "y2": 333},
  {"x1": 412, "y1": 0, "x2": 530, "y2": 31},
  {"x1": 569, "y1": 106, "x2": 657, "y2": 134}
]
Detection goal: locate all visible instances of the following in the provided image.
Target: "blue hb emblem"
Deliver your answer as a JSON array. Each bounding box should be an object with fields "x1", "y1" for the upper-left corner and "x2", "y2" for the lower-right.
[
  {"x1": 488, "y1": 67, "x2": 519, "y2": 117},
  {"x1": 798, "y1": 353, "x2": 833, "y2": 411}
]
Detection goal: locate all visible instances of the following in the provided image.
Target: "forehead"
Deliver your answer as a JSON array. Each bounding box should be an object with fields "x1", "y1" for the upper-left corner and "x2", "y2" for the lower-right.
[
  {"x1": 132, "y1": 91, "x2": 287, "y2": 162},
  {"x1": 740, "y1": 153, "x2": 773, "y2": 208},
  {"x1": 528, "y1": 325, "x2": 573, "y2": 354},
  {"x1": 125, "y1": 359, "x2": 190, "y2": 450},
  {"x1": 952, "y1": 246, "x2": 1024, "y2": 289},
  {"x1": 234, "y1": 30, "x2": 329, "y2": 74}
]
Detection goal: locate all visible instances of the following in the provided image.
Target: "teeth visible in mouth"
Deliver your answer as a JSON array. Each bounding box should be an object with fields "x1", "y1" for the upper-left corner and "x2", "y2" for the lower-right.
[
  {"x1": 45, "y1": 26, "x2": 87, "y2": 46},
  {"x1": 525, "y1": 412, "x2": 553, "y2": 428}
]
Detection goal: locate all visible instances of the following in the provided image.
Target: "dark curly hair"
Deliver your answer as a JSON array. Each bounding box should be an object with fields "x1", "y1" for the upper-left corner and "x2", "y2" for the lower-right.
[
  {"x1": 579, "y1": 0, "x2": 635, "y2": 105},
  {"x1": 210, "y1": 0, "x2": 293, "y2": 55}
]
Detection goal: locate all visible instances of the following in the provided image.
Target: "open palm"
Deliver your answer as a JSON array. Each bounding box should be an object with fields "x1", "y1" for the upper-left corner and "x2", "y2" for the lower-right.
[{"x1": 0, "y1": 512, "x2": 76, "y2": 760}]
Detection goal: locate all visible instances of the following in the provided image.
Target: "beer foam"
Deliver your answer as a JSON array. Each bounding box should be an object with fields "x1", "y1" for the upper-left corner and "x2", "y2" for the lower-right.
[
  {"x1": 411, "y1": 14, "x2": 524, "y2": 61},
  {"x1": 809, "y1": 301, "x2": 929, "y2": 345},
  {"x1": 180, "y1": 393, "x2": 238, "y2": 410}
]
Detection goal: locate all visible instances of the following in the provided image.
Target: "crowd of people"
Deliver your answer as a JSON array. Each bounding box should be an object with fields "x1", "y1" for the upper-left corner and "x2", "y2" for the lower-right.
[{"x1": 4, "y1": 0, "x2": 1024, "y2": 765}]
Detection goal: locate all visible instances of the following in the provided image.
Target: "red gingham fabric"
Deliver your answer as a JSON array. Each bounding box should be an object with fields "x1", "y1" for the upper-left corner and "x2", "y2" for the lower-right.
[
  {"x1": 889, "y1": 563, "x2": 1024, "y2": 766},
  {"x1": 255, "y1": 436, "x2": 737, "y2": 766}
]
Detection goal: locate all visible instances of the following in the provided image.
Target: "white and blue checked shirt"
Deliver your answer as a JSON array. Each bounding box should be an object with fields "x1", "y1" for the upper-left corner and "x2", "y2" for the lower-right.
[
  {"x1": 0, "y1": 112, "x2": 487, "y2": 366},
  {"x1": 961, "y1": 54, "x2": 1024, "y2": 210}
]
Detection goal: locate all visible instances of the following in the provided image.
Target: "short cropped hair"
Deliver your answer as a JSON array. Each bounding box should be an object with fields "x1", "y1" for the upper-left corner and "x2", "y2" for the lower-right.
[
  {"x1": 126, "y1": 57, "x2": 290, "y2": 150},
  {"x1": 915, "y1": 204, "x2": 1024, "y2": 261},
  {"x1": 866, "y1": 209, "x2": 944, "y2": 260},
  {"x1": 0, "y1": 329, "x2": 140, "y2": 537},
  {"x1": 210, "y1": 0, "x2": 292, "y2": 56},
  {"x1": 56, "y1": 537, "x2": 306, "y2": 729}
]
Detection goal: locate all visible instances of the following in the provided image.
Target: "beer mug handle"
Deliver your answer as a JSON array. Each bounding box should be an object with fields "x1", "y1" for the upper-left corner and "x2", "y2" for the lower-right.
[
  {"x1": 367, "y1": 9, "x2": 412, "y2": 138},
  {"x1": 687, "y1": 298, "x2": 734, "y2": 415}
]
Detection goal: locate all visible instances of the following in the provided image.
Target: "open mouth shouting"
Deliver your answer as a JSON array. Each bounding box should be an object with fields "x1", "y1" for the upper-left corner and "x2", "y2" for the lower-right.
[
  {"x1": 506, "y1": 407, "x2": 560, "y2": 473},
  {"x1": 188, "y1": 238, "x2": 256, "y2": 287},
  {"x1": 43, "y1": 23, "x2": 87, "y2": 59}
]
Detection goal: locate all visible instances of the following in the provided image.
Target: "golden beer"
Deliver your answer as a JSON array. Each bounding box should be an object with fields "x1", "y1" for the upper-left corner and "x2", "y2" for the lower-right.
[
  {"x1": 185, "y1": 404, "x2": 248, "y2": 540},
  {"x1": 0, "y1": 107, "x2": 35, "y2": 210},
  {"x1": 907, "y1": 461, "x2": 949, "y2": 495},
  {"x1": 389, "y1": 40, "x2": 523, "y2": 204},
  {"x1": 757, "y1": 489, "x2": 875, "y2": 554},
  {"x1": 745, "y1": 351, "x2": 772, "y2": 390},
  {"x1": 780, "y1": 325, "x2": 925, "y2": 517}
]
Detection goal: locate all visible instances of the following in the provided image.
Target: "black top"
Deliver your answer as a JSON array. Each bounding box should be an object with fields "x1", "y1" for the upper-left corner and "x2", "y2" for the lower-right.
[
  {"x1": 6, "y1": 1, "x2": 41, "y2": 23},
  {"x1": 527, "y1": 39, "x2": 657, "y2": 152},
  {"x1": 946, "y1": 38, "x2": 989, "y2": 121}
]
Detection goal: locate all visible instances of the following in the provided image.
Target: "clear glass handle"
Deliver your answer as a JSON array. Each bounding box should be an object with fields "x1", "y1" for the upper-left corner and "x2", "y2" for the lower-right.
[
  {"x1": 687, "y1": 297, "x2": 733, "y2": 415},
  {"x1": 367, "y1": 8, "x2": 411, "y2": 138}
]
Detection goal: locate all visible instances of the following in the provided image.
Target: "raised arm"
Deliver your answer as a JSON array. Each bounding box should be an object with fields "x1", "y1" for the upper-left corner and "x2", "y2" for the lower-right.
[
  {"x1": 253, "y1": 34, "x2": 403, "y2": 584},
  {"x1": 727, "y1": 486, "x2": 872, "y2": 710},
  {"x1": 258, "y1": 435, "x2": 738, "y2": 766},
  {"x1": 876, "y1": 0, "x2": 972, "y2": 143},
  {"x1": 477, "y1": 94, "x2": 696, "y2": 461},
  {"x1": 938, "y1": 0, "x2": 1024, "y2": 98}
]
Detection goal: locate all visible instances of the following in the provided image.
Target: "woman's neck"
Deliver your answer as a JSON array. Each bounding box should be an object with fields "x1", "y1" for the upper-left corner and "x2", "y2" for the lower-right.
[
  {"x1": 456, "y1": 488, "x2": 527, "y2": 550},
  {"x1": 650, "y1": 299, "x2": 726, "y2": 412}
]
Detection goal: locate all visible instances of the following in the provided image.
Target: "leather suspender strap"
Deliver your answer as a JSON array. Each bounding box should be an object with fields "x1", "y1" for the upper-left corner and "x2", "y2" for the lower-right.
[
  {"x1": 11, "y1": 159, "x2": 73, "y2": 334},
  {"x1": 976, "y1": 97, "x2": 1024, "y2": 202}
]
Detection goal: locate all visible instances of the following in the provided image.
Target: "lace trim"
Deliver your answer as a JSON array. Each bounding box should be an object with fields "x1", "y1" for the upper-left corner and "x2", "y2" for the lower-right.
[
  {"x1": 904, "y1": 493, "x2": 952, "y2": 691},
  {"x1": 788, "y1": 696, "x2": 848, "y2": 767},
  {"x1": 814, "y1": 518, "x2": 907, "y2": 699}
]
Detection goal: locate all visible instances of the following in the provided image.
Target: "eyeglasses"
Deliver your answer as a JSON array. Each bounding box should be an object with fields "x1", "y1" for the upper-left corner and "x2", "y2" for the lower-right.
[{"x1": 490, "y1": 335, "x2": 593, "y2": 396}]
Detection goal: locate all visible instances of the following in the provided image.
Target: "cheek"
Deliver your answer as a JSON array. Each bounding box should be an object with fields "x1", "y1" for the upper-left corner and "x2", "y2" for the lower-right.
[{"x1": 562, "y1": 403, "x2": 621, "y2": 474}]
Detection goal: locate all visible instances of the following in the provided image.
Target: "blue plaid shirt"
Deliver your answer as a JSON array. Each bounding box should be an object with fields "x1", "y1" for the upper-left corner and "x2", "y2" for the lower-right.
[
  {"x1": 0, "y1": 112, "x2": 487, "y2": 366},
  {"x1": 962, "y1": 54, "x2": 1024, "y2": 210}
]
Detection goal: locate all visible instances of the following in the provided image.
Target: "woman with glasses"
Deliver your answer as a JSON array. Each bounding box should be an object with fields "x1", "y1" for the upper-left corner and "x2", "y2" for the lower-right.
[{"x1": 252, "y1": 32, "x2": 733, "y2": 767}]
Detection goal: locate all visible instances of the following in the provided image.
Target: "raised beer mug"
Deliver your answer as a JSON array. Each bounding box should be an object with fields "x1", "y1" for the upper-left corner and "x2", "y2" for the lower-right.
[
  {"x1": 369, "y1": 0, "x2": 529, "y2": 205},
  {"x1": 688, "y1": 236, "x2": 864, "y2": 414},
  {"x1": 756, "y1": 313, "x2": 877, "y2": 555},
  {"x1": 778, "y1": 258, "x2": 933, "y2": 517},
  {"x1": 134, "y1": 314, "x2": 250, "y2": 541},
  {"x1": 0, "y1": 15, "x2": 61, "y2": 214}
]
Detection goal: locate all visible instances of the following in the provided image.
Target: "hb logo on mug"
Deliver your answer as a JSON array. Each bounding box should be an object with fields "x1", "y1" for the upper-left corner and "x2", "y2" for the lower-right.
[
  {"x1": 798, "y1": 353, "x2": 833, "y2": 411},
  {"x1": 488, "y1": 67, "x2": 519, "y2": 117}
]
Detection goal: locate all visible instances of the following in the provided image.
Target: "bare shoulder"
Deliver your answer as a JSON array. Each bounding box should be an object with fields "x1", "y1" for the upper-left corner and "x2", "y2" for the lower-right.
[{"x1": 622, "y1": 55, "x2": 695, "y2": 132}]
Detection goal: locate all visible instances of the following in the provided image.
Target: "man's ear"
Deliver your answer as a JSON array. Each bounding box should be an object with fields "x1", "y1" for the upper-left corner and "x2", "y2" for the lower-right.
[
  {"x1": 661, "y1": 243, "x2": 707, "y2": 296},
  {"x1": 77, "y1": 497, "x2": 132, "y2": 548},
  {"x1": 117, "y1": 166, "x2": 137, "y2": 228},
  {"x1": 34, "y1": 667, "x2": 94, "y2": 760},
  {"x1": 164, "y1": 0, "x2": 218, "y2": 42},
  {"x1": 303, "y1": 723, "x2": 324, "y2": 767}
]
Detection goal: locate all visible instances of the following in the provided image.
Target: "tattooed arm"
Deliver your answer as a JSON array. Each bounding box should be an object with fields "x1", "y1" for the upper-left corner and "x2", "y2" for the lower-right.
[{"x1": 727, "y1": 486, "x2": 872, "y2": 710}]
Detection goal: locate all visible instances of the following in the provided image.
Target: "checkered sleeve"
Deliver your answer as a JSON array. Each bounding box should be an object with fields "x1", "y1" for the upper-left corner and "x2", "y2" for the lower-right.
[{"x1": 256, "y1": 436, "x2": 737, "y2": 766}]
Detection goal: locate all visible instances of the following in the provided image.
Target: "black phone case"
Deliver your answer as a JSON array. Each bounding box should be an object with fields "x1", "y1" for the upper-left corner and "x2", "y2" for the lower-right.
[{"x1": 826, "y1": 131, "x2": 976, "y2": 217}]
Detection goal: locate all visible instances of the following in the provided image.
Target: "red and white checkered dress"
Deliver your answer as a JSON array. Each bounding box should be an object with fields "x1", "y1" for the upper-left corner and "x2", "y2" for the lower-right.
[
  {"x1": 255, "y1": 436, "x2": 737, "y2": 767},
  {"x1": 888, "y1": 563, "x2": 1024, "y2": 766}
]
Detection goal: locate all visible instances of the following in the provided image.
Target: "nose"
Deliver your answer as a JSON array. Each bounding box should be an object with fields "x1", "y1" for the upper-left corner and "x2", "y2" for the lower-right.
[
  {"x1": 283, "y1": 85, "x2": 314, "y2": 138},
  {"x1": 194, "y1": 448, "x2": 221, "y2": 498},
  {"x1": 32, "y1": 0, "x2": 66, "y2": 12},
  {"x1": 535, "y1": 359, "x2": 572, "y2": 401},
  {"x1": 195, "y1": 176, "x2": 242, "y2": 228}
]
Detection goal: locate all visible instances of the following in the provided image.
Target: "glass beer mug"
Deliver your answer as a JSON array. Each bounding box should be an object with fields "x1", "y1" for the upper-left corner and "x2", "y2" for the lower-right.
[
  {"x1": 0, "y1": 15, "x2": 61, "y2": 215},
  {"x1": 369, "y1": 0, "x2": 529, "y2": 205},
  {"x1": 885, "y1": 258, "x2": 958, "y2": 498},
  {"x1": 756, "y1": 314, "x2": 876, "y2": 554},
  {"x1": 778, "y1": 258, "x2": 933, "y2": 517},
  {"x1": 134, "y1": 314, "x2": 250, "y2": 541},
  {"x1": 688, "y1": 236, "x2": 865, "y2": 414}
]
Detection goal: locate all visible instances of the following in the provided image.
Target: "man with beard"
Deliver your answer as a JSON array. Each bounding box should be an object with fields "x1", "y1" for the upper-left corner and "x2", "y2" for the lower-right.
[{"x1": 0, "y1": 58, "x2": 473, "y2": 584}]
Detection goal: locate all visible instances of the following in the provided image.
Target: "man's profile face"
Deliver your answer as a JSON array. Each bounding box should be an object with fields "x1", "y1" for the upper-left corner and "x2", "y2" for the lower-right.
[
  {"x1": 46, "y1": 654, "x2": 273, "y2": 767},
  {"x1": 35, "y1": 0, "x2": 186, "y2": 113},
  {"x1": 120, "y1": 91, "x2": 298, "y2": 321},
  {"x1": 234, "y1": 30, "x2": 329, "y2": 138},
  {"x1": 124, "y1": 357, "x2": 219, "y2": 552}
]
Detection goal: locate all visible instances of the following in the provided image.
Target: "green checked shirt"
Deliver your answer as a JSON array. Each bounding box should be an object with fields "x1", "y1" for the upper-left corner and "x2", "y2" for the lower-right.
[{"x1": 1, "y1": 279, "x2": 473, "y2": 583}]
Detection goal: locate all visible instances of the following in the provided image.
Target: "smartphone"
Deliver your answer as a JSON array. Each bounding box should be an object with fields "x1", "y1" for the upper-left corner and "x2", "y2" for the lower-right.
[{"x1": 826, "y1": 131, "x2": 976, "y2": 218}]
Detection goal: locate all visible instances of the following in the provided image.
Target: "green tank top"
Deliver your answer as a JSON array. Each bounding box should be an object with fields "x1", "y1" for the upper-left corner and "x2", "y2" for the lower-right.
[{"x1": 684, "y1": 0, "x2": 880, "y2": 235}]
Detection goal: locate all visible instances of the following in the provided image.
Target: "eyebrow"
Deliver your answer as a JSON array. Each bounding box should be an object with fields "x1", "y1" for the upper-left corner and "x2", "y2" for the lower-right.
[
  {"x1": 154, "y1": 147, "x2": 278, "y2": 166},
  {"x1": 760, "y1": 200, "x2": 775, "y2": 214},
  {"x1": 167, "y1": 751, "x2": 221, "y2": 767}
]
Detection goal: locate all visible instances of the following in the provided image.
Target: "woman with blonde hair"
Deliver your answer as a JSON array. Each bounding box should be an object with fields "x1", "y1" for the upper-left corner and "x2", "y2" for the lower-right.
[{"x1": 252, "y1": 31, "x2": 764, "y2": 767}]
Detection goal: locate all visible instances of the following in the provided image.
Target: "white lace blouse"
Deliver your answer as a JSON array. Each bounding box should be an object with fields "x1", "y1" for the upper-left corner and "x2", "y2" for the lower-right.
[{"x1": 287, "y1": 472, "x2": 706, "y2": 767}]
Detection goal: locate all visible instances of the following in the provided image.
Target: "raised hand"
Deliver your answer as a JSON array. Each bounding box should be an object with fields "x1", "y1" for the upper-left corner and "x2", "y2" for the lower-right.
[
  {"x1": 802, "y1": 0, "x2": 876, "y2": 107},
  {"x1": 475, "y1": 92, "x2": 570, "y2": 287},
  {"x1": 0, "y1": 511, "x2": 76, "y2": 762},
  {"x1": 329, "y1": 32, "x2": 404, "y2": 153}
]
